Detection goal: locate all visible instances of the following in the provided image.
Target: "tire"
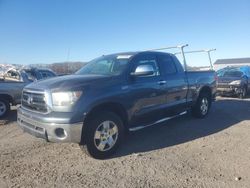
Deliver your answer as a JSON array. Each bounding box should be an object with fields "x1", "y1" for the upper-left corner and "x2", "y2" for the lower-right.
[
  {"x1": 239, "y1": 86, "x2": 247, "y2": 99},
  {"x1": 0, "y1": 99, "x2": 10, "y2": 118},
  {"x1": 192, "y1": 92, "x2": 211, "y2": 118},
  {"x1": 81, "y1": 112, "x2": 124, "y2": 159}
]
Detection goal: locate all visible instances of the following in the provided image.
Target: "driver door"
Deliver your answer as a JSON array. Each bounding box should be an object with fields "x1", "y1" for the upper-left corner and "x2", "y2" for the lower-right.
[{"x1": 128, "y1": 53, "x2": 167, "y2": 126}]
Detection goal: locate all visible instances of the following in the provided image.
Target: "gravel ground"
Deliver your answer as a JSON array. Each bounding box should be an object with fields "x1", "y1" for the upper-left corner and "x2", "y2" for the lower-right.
[{"x1": 0, "y1": 97, "x2": 250, "y2": 188}]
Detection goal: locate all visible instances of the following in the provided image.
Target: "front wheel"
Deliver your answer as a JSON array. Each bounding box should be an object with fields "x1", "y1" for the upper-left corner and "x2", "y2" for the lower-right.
[
  {"x1": 81, "y1": 112, "x2": 124, "y2": 159},
  {"x1": 0, "y1": 99, "x2": 10, "y2": 118},
  {"x1": 239, "y1": 86, "x2": 247, "y2": 99},
  {"x1": 192, "y1": 92, "x2": 211, "y2": 118}
]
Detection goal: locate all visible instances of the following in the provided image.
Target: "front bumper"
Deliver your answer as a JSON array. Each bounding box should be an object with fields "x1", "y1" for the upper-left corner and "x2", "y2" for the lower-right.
[
  {"x1": 217, "y1": 85, "x2": 243, "y2": 95},
  {"x1": 17, "y1": 107, "x2": 83, "y2": 143}
]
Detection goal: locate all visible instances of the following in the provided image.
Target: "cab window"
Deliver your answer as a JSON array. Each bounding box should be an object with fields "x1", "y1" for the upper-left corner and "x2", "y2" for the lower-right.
[{"x1": 158, "y1": 54, "x2": 177, "y2": 75}]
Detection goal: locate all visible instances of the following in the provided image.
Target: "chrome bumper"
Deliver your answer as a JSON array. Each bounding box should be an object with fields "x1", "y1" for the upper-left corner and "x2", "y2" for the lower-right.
[{"x1": 17, "y1": 107, "x2": 83, "y2": 143}]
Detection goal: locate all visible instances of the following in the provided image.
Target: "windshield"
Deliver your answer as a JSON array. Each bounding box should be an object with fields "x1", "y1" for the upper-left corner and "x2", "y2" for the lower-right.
[
  {"x1": 222, "y1": 70, "x2": 243, "y2": 77},
  {"x1": 75, "y1": 55, "x2": 131, "y2": 76},
  {"x1": 24, "y1": 70, "x2": 37, "y2": 81}
]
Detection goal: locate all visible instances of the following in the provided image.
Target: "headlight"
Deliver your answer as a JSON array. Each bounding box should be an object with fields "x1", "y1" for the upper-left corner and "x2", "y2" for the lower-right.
[
  {"x1": 52, "y1": 91, "x2": 82, "y2": 106},
  {"x1": 229, "y1": 80, "x2": 241, "y2": 85}
]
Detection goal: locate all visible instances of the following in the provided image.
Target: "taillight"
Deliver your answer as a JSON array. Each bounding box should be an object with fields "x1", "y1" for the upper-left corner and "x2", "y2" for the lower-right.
[{"x1": 214, "y1": 74, "x2": 218, "y2": 82}]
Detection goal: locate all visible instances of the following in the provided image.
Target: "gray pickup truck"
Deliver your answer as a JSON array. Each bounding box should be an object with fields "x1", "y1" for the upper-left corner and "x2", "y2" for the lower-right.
[
  {"x1": 17, "y1": 51, "x2": 216, "y2": 159},
  {"x1": 0, "y1": 68, "x2": 56, "y2": 118}
]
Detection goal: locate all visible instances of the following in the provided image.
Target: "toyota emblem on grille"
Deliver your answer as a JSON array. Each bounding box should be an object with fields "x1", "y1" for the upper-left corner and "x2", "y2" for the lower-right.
[{"x1": 27, "y1": 94, "x2": 33, "y2": 105}]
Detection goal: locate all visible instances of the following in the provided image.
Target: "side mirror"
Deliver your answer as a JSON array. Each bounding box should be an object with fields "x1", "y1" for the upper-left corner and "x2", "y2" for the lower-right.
[{"x1": 130, "y1": 64, "x2": 155, "y2": 77}]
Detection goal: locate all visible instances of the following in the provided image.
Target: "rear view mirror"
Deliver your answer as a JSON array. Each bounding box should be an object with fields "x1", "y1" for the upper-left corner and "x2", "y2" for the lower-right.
[{"x1": 130, "y1": 64, "x2": 155, "y2": 77}]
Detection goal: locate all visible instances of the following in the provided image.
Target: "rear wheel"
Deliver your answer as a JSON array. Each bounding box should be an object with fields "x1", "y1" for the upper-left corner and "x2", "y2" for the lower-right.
[
  {"x1": 0, "y1": 99, "x2": 10, "y2": 118},
  {"x1": 81, "y1": 112, "x2": 124, "y2": 159},
  {"x1": 192, "y1": 92, "x2": 211, "y2": 118}
]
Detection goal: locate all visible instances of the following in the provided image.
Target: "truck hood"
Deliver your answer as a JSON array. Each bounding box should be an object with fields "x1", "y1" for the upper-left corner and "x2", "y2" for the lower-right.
[{"x1": 25, "y1": 74, "x2": 111, "y2": 91}]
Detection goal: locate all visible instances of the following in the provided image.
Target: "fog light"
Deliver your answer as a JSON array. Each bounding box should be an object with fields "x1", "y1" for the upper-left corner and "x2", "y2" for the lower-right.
[{"x1": 55, "y1": 128, "x2": 67, "y2": 138}]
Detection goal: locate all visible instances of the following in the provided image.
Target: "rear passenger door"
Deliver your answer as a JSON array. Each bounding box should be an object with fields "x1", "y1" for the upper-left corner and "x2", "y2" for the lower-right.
[{"x1": 157, "y1": 54, "x2": 188, "y2": 114}]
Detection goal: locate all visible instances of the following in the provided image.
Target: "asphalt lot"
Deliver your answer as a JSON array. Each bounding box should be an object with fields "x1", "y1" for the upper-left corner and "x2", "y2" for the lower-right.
[{"x1": 0, "y1": 97, "x2": 250, "y2": 188}]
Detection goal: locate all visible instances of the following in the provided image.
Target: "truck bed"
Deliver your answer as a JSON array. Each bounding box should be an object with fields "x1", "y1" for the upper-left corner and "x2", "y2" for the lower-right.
[{"x1": 186, "y1": 70, "x2": 216, "y2": 102}]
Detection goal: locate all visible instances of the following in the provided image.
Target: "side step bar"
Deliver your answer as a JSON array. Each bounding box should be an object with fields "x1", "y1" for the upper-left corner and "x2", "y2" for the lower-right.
[{"x1": 129, "y1": 111, "x2": 187, "y2": 131}]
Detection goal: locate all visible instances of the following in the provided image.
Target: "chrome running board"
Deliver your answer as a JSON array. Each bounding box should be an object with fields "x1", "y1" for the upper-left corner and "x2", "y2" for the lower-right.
[{"x1": 129, "y1": 111, "x2": 187, "y2": 131}]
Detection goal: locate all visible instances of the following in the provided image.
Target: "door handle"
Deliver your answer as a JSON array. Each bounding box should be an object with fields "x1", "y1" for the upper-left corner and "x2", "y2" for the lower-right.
[{"x1": 158, "y1": 80, "x2": 167, "y2": 85}]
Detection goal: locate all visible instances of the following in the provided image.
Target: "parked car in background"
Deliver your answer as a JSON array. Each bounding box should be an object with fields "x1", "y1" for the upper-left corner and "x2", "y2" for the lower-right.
[
  {"x1": 0, "y1": 68, "x2": 56, "y2": 118},
  {"x1": 23, "y1": 68, "x2": 57, "y2": 81},
  {"x1": 216, "y1": 66, "x2": 250, "y2": 98},
  {"x1": 18, "y1": 51, "x2": 216, "y2": 159}
]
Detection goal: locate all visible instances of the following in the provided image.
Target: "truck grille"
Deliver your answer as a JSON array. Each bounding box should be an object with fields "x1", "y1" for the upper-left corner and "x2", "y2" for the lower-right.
[
  {"x1": 22, "y1": 90, "x2": 48, "y2": 113},
  {"x1": 217, "y1": 84, "x2": 230, "y2": 89}
]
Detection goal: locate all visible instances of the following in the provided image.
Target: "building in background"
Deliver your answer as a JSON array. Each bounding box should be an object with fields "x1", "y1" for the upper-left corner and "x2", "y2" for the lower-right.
[{"x1": 214, "y1": 58, "x2": 250, "y2": 71}]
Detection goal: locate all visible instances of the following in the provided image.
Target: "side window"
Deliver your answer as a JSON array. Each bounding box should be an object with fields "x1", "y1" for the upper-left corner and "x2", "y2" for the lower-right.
[
  {"x1": 172, "y1": 56, "x2": 184, "y2": 73},
  {"x1": 133, "y1": 54, "x2": 160, "y2": 76},
  {"x1": 158, "y1": 54, "x2": 177, "y2": 75}
]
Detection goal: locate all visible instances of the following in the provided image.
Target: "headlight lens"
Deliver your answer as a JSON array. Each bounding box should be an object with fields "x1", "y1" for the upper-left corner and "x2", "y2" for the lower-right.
[
  {"x1": 229, "y1": 80, "x2": 241, "y2": 85},
  {"x1": 52, "y1": 91, "x2": 82, "y2": 106}
]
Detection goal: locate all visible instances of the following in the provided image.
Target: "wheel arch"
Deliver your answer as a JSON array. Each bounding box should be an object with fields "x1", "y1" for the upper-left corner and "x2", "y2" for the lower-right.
[
  {"x1": 194, "y1": 85, "x2": 213, "y2": 106},
  {"x1": 198, "y1": 86, "x2": 212, "y2": 99},
  {"x1": 0, "y1": 94, "x2": 14, "y2": 104},
  {"x1": 81, "y1": 102, "x2": 128, "y2": 144}
]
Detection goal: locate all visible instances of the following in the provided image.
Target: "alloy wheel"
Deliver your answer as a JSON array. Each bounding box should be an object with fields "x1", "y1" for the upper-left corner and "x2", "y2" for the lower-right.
[
  {"x1": 200, "y1": 97, "x2": 208, "y2": 115},
  {"x1": 94, "y1": 120, "x2": 119, "y2": 151}
]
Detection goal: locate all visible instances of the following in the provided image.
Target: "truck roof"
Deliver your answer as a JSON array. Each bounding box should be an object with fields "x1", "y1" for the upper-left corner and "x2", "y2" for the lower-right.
[{"x1": 104, "y1": 51, "x2": 173, "y2": 58}]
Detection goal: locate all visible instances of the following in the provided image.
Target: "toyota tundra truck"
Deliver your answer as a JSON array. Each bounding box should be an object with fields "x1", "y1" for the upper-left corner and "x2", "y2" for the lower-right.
[{"x1": 17, "y1": 51, "x2": 216, "y2": 159}]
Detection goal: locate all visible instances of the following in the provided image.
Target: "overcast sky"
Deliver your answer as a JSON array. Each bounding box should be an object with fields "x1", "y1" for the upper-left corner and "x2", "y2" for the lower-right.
[{"x1": 0, "y1": 0, "x2": 249, "y2": 66}]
